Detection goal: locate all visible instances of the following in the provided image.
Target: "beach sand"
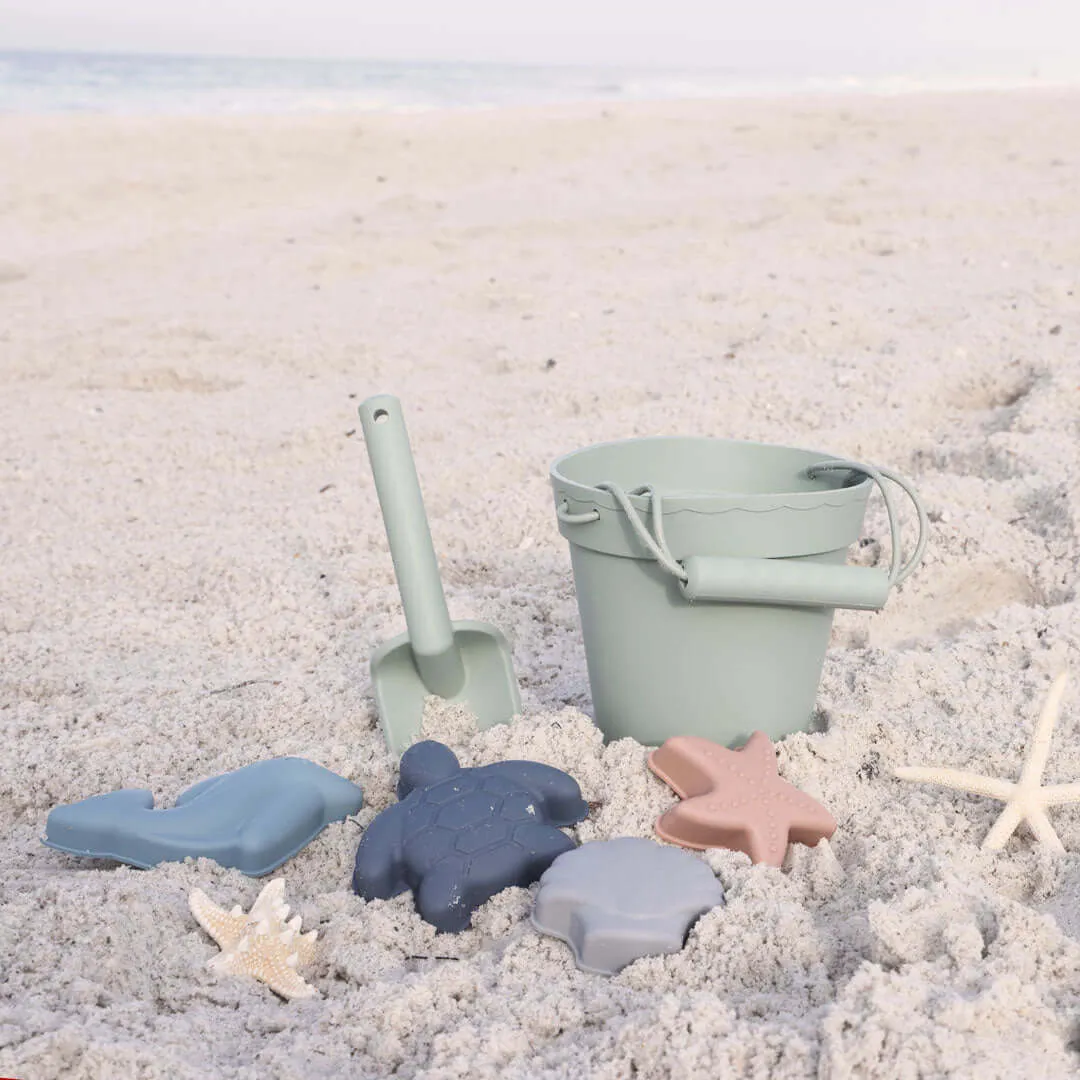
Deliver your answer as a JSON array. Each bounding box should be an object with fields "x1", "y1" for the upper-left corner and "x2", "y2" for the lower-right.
[{"x1": 1, "y1": 91, "x2": 1079, "y2": 1078}]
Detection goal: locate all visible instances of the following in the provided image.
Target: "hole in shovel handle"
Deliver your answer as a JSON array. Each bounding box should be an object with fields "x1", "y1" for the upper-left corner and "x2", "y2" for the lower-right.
[{"x1": 373, "y1": 409, "x2": 389, "y2": 423}]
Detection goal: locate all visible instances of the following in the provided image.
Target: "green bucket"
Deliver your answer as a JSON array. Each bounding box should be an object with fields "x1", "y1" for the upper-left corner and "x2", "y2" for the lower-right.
[{"x1": 550, "y1": 437, "x2": 927, "y2": 747}]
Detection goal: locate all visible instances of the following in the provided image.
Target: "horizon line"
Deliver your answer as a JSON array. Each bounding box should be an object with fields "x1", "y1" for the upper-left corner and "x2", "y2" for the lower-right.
[{"x1": 0, "y1": 45, "x2": 738, "y2": 74}]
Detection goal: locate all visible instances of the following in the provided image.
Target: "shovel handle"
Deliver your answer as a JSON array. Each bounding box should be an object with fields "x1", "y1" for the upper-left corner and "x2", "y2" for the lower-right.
[{"x1": 359, "y1": 395, "x2": 464, "y2": 696}]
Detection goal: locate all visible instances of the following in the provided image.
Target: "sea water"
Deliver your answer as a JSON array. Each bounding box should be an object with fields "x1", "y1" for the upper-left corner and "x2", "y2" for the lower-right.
[{"x1": 0, "y1": 49, "x2": 1075, "y2": 115}]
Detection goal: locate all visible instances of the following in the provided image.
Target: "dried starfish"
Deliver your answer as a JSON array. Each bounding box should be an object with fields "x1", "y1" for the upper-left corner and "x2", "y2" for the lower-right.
[
  {"x1": 189, "y1": 878, "x2": 318, "y2": 1000},
  {"x1": 896, "y1": 671, "x2": 1080, "y2": 853}
]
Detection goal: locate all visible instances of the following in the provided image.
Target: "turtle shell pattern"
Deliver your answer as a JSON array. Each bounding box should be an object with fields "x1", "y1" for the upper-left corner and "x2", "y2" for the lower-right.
[{"x1": 353, "y1": 741, "x2": 589, "y2": 932}]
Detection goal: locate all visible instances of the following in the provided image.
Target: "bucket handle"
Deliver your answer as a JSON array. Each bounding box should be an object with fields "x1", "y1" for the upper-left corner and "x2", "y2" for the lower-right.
[
  {"x1": 806, "y1": 460, "x2": 928, "y2": 586},
  {"x1": 557, "y1": 502, "x2": 602, "y2": 526},
  {"x1": 573, "y1": 460, "x2": 928, "y2": 590}
]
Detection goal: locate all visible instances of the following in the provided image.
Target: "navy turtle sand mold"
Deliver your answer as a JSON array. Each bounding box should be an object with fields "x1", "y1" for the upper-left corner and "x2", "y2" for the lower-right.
[
  {"x1": 353, "y1": 740, "x2": 588, "y2": 932},
  {"x1": 44, "y1": 758, "x2": 364, "y2": 876}
]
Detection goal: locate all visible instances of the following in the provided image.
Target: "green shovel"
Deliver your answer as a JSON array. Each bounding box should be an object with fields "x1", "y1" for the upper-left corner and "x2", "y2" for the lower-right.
[{"x1": 359, "y1": 394, "x2": 521, "y2": 755}]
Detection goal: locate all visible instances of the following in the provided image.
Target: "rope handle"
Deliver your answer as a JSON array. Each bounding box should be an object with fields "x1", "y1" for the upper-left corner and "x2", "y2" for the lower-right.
[
  {"x1": 556, "y1": 501, "x2": 601, "y2": 525},
  {"x1": 561, "y1": 460, "x2": 928, "y2": 589},
  {"x1": 561, "y1": 483, "x2": 688, "y2": 581},
  {"x1": 805, "y1": 460, "x2": 928, "y2": 586},
  {"x1": 594, "y1": 482, "x2": 687, "y2": 581}
]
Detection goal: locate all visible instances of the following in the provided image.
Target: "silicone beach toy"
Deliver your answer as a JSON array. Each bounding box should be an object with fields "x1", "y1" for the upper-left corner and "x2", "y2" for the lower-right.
[
  {"x1": 360, "y1": 395, "x2": 521, "y2": 755},
  {"x1": 550, "y1": 438, "x2": 927, "y2": 747},
  {"x1": 531, "y1": 837, "x2": 725, "y2": 975},
  {"x1": 44, "y1": 758, "x2": 364, "y2": 875},
  {"x1": 352, "y1": 740, "x2": 588, "y2": 932},
  {"x1": 648, "y1": 732, "x2": 836, "y2": 866}
]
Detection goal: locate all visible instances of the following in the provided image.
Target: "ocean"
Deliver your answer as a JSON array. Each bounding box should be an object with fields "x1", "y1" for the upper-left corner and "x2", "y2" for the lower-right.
[{"x1": 0, "y1": 49, "x2": 1075, "y2": 115}]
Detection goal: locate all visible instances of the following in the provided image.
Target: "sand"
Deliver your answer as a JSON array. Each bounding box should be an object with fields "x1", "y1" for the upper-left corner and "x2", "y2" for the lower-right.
[{"x1": 1, "y1": 90, "x2": 1079, "y2": 1079}]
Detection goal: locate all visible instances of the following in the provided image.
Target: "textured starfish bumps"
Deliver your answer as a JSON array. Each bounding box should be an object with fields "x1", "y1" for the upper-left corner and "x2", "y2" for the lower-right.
[
  {"x1": 648, "y1": 732, "x2": 837, "y2": 866},
  {"x1": 189, "y1": 878, "x2": 318, "y2": 1000},
  {"x1": 896, "y1": 670, "x2": 1080, "y2": 853}
]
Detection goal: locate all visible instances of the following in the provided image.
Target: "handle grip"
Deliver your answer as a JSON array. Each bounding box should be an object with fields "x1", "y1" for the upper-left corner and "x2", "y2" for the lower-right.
[
  {"x1": 359, "y1": 394, "x2": 464, "y2": 696},
  {"x1": 680, "y1": 556, "x2": 891, "y2": 609}
]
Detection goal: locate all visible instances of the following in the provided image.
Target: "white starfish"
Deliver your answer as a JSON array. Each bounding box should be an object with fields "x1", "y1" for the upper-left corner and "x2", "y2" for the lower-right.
[
  {"x1": 896, "y1": 671, "x2": 1080, "y2": 853},
  {"x1": 189, "y1": 878, "x2": 319, "y2": 1000}
]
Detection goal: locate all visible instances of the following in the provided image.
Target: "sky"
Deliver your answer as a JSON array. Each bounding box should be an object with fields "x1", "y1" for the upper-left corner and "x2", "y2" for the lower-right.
[{"x1": 2, "y1": 0, "x2": 1080, "y2": 72}]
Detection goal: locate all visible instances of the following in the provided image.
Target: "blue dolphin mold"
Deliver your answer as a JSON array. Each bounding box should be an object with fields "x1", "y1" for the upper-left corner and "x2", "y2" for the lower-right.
[{"x1": 43, "y1": 757, "x2": 364, "y2": 876}]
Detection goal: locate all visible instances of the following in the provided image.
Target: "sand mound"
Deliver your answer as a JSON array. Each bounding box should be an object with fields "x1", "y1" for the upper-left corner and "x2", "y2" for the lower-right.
[{"x1": 2, "y1": 93, "x2": 1079, "y2": 1078}]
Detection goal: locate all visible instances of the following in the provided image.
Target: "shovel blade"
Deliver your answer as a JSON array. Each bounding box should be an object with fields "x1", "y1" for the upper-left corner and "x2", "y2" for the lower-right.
[{"x1": 371, "y1": 620, "x2": 522, "y2": 755}]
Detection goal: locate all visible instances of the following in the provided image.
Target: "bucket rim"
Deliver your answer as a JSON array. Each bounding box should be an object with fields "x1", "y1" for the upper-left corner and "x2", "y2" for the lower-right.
[{"x1": 550, "y1": 435, "x2": 872, "y2": 512}]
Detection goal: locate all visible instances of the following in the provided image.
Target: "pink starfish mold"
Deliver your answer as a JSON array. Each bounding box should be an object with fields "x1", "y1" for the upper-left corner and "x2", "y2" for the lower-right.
[{"x1": 648, "y1": 731, "x2": 837, "y2": 867}]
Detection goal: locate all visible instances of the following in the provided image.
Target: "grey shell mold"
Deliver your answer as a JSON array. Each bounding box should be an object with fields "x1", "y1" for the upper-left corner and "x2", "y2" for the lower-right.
[
  {"x1": 43, "y1": 757, "x2": 364, "y2": 876},
  {"x1": 352, "y1": 740, "x2": 588, "y2": 933},
  {"x1": 531, "y1": 836, "x2": 725, "y2": 975}
]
